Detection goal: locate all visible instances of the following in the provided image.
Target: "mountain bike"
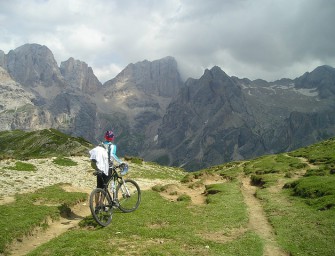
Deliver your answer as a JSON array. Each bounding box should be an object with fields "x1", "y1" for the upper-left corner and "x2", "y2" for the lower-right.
[{"x1": 89, "y1": 164, "x2": 141, "y2": 227}]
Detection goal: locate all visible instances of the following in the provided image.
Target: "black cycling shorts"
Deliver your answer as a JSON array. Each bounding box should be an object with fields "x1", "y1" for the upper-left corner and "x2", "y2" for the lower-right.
[{"x1": 97, "y1": 172, "x2": 110, "y2": 189}]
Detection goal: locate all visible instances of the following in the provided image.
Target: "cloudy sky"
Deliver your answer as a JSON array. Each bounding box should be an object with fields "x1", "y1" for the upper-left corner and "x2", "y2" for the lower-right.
[{"x1": 1, "y1": 0, "x2": 334, "y2": 83}]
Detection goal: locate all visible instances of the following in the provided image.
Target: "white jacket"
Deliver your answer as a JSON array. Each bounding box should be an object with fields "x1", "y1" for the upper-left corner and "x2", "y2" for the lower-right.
[{"x1": 89, "y1": 146, "x2": 109, "y2": 175}]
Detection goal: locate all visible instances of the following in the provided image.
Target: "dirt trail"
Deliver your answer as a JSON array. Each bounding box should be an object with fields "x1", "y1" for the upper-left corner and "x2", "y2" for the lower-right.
[
  {"x1": 8, "y1": 185, "x2": 91, "y2": 256},
  {"x1": 6, "y1": 179, "x2": 167, "y2": 256},
  {"x1": 158, "y1": 173, "x2": 289, "y2": 256},
  {"x1": 9, "y1": 199, "x2": 91, "y2": 256},
  {"x1": 241, "y1": 176, "x2": 288, "y2": 256}
]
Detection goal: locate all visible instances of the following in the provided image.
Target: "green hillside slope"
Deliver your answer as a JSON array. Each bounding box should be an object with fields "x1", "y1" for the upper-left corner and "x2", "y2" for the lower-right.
[{"x1": 0, "y1": 129, "x2": 93, "y2": 159}]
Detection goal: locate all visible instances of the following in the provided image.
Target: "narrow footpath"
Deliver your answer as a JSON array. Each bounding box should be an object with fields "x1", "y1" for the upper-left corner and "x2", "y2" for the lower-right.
[{"x1": 240, "y1": 176, "x2": 288, "y2": 256}]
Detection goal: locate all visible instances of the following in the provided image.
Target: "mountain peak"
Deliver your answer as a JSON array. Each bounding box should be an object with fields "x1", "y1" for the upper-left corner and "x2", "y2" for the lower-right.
[
  {"x1": 107, "y1": 56, "x2": 183, "y2": 98},
  {"x1": 6, "y1": 43, "x2": 63, "y2": 90},
  {"x1": 60, "y1": 57, "x2": 102, "y2": 94},
  {"x1": 295, "y1": 64, "x2": 335, "y2": 97}
]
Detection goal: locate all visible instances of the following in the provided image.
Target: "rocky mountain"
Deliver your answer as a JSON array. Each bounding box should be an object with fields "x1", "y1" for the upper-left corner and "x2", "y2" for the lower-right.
[
  {"x1": 93, "y1": 56, "x2": 184, "y2": 154},
  {"x1": 0, "y1": 43, "x2": 335, "y2": 171},
  {"x1": 0, "y1": 44, "x2": 99, "y2": 141},
  {"x1": 0, "y1": 67, "x2": 34, "y2": 114},
  {"x1": 4, "y1": 44, "x2": 65, "y2": 100},
  {"x1": 147, "y1": 65, "x2": 335, "y2": 170},
  {"x1": 60, "y1": 57, "x2": 102, "y2": 95}
]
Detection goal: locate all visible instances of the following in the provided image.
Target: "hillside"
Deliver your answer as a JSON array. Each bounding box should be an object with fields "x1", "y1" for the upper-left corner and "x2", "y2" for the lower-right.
[
  {"x1": 0, "y1": 133, "x2": 334, "y2": 255},
  {"x1": 0, "y1": 129, "x2": 93, "y2": 160}
]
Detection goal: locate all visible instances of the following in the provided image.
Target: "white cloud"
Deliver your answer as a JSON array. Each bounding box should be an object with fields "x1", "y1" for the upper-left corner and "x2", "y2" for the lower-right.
[{"x1": 0, "y1": 0, "x2": 334, "y2": 83}]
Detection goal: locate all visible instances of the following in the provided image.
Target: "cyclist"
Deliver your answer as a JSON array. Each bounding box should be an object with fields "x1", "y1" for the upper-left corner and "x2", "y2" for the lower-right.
[
  {"x1": 89, "y1": 130, "x2": 126, "y2": 211},
  {"x1": 89, "y1": 130, "x2": 124, "y2": 189}
]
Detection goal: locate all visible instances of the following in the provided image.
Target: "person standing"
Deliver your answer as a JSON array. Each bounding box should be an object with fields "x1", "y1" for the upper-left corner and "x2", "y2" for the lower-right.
[{"x1": 89, "y1": 130, "x2": 123, "y2": 189}]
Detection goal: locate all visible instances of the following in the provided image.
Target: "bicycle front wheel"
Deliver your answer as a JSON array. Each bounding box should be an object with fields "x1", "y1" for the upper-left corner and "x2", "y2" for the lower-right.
[
  {"x1": 116, "y1": 179, "x2": 141, "y2": 213},
  {"x1": 89, "y1": 188, "x2": 113, "y2": 227}
]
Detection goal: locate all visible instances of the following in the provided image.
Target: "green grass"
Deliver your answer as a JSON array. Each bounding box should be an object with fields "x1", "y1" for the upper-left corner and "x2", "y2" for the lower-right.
[
  {"x1": 242, "y1": 153, "x2": 311, "y2": 188},
  {"x1": 246, "y1": 137, "x2": 335, "y2": 255},
  {"x1": 0, "y1": 184, "x2": 87, "y2": 254},
  {"x1": 289, "y1": 137, "x2": 335, "y2": 169},
  {"x1": 0, "y1": 129, "x2": 93, "y2": 160},
  {"x1": 244, "y1": 153, "x2": 305, "y2": 175},
  {"x1": 27, "y1": 182, "x2": 263, "y2": 256},
  {"x1": 52, "y1": 157, "x2": 78, "y2": 166},
  {"x1": 4, "y1": 161, "x2": 37, "y2": 171},
  {"x1": 256, "y1": 185, "x2": 335, "y2": 256},
  {"x1": 284, "y1": 176, "x2": 335, "y2": 210},
  {"x1": 129, "y1": 161, "x2": 186, "y2": 181}
]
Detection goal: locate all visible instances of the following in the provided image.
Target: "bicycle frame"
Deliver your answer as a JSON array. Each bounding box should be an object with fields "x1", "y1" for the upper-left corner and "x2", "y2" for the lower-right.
[{"x1": 108, "y1": 167, "x2": 122, "y2": 200}]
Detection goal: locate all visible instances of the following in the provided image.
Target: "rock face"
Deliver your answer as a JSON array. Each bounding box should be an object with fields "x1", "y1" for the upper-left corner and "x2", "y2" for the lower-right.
[
  {"x1": 295, "y1": 65, "x2": 335, "y2": 98},
  {"x1": 93, "y1": 56, "x2": 184, "y2": 155},
  {"x1": 0, "y1": 67, "x2": 34, "y2": 111},
  {"x1": 5, "y1": 44, "x2": 65, "y2": 99},
  {"x1": 0, "y1": 44, "x2": 99, "y2": 141},
  {"x1": 0, "y1": 43, "x2": 335, "y2": 171},
  {"x1": 147, "y1": 65, "x2": 335, "y2": 170},
  {"x1": 60, "y1": 57, "x2": 102, "y2": 94},
  {"x1": 147, "y1": 67, "x2": 260, "y2": 169}
]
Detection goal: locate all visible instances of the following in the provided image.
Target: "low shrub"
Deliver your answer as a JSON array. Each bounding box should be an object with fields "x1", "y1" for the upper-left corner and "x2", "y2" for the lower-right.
[
  {"x1": 52, "y1": 157, "x2": 77, "y2": 166},
  {"x1": 124, "y1": 155, "x2": 143, "y2": 164},
  {"x1": 250, "y1": 175, "x2": 265, "y2": 187},
  {"x1": 304, "y1": 168, "x2": 327, "y2": 177},
  {"x1": 176, "y1": 194, "x2": 191, "y2": 202},
  {"x1": 5, "y1": 161, "x2": 37, "y2": 172},
  {"x1": 181, "y1": 174, "x2": 194, "y2": 183},
  {"x1": 151, "y1": 184, "x2": 165, "y2": 192}
]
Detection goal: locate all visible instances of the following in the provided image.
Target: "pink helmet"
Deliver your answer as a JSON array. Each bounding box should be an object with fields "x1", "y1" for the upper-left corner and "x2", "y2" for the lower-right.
[{"x1": 104, "y1": 130, "x2": 114, "y2": 141}]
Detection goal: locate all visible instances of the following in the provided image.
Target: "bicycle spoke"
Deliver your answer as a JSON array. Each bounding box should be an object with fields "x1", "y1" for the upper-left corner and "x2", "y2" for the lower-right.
[
  {"x1": 89, "y1": 188, "x2": 113, "y2": 226},
  {"x1": 116, "y1": 179, "x2": 141, "y2": 213}
]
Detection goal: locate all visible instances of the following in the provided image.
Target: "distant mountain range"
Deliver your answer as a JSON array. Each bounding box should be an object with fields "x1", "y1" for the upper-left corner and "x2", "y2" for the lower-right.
[{"x1": 1, "y1": 43, "x2": 335, "y2": 170}]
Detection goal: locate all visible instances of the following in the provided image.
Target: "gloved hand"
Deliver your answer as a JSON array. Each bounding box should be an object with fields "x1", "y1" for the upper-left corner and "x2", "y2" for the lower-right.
[
  {"x1": 119, "y1": 163, "x2": 129, "y2": 175},
  {"x1": 93, "y1": 170, "x2": 103, "y2": 176}
]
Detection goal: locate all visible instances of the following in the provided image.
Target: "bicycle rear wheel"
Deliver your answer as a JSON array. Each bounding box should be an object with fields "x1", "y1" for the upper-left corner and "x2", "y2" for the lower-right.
[
  {"x1": 116, "y1": 179, "x2": 141, "y2": 213},
  {"x1": 89, "y1": 188, "x2": 113, "y2": 227}
]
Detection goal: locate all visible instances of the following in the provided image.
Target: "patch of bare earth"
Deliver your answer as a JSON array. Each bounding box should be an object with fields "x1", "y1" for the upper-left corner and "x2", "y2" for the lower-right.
[
  {"x1": 241, "y1": 176, "x2": 289, "y2": 256},
  {"x1": 0, "y1": 196, "x2": 15, "y2": 205},
  {"x1": 158, "y1": 173, "x2": 226, "y2": 205}
]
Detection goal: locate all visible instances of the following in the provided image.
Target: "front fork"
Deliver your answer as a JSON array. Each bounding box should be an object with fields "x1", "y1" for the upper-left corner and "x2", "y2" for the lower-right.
[{"x1": 118, "y1": 177, "x2": 131, "y2": 198}]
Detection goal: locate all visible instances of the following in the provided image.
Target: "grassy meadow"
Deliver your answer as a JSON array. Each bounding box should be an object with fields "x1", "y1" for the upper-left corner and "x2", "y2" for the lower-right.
[{"x1": 0, "y1": 130, "x2": 334, "y2": 255}]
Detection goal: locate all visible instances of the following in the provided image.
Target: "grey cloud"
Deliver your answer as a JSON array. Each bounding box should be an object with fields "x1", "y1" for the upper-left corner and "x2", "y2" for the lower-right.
[{"x1": 0, "y1": 0, "x2": 334, "y2": 83}]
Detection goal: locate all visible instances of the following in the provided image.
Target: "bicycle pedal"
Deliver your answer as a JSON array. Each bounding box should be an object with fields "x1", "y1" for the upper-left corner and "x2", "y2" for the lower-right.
[{"x1": 112, "y1": 200, "x2": 119, "y2": 207}]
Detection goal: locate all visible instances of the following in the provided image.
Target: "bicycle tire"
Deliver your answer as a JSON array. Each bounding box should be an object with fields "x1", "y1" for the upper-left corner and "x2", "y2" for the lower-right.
[
  {"x1": 116, "y1": 179, "x2": 141, "y2": 213},
  {"x1": 89, "y1": 188, "x2": 113, "y2": 227}
]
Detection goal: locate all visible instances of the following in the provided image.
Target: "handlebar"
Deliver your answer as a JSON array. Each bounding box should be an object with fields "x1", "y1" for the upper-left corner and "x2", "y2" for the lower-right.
[{"x1": 93, "y1": 163, "x2": 128, "y2": 176}]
